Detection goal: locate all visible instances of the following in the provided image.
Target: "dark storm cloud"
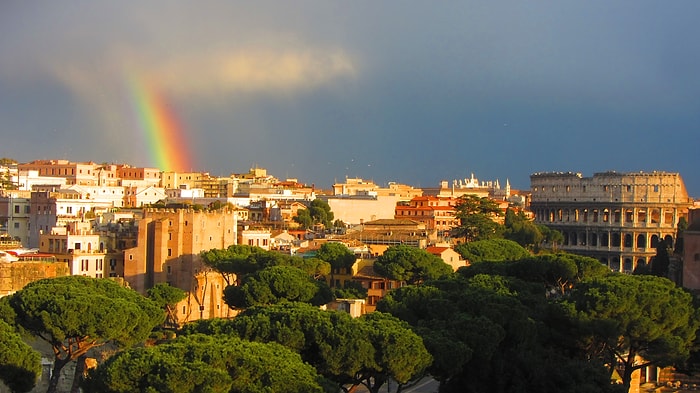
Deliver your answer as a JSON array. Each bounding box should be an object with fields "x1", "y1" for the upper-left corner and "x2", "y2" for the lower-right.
[{"x1": 1, "y1": 1, "x2": 699, "y2": 195}]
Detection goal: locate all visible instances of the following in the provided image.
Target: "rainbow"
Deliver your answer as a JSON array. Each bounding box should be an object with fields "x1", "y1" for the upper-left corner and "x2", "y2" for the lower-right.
[{"x1": 128, "y1": 76, "x2": 194, "y2": 172}]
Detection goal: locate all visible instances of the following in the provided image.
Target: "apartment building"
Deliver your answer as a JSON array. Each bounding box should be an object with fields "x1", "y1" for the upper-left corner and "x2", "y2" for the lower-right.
[
  {"x1": 28, "y1": 190, "x2": 116, "y2": 247},
  {"x1": 0, "y1": 190, "x2": 32, "y2": 246},
  {"x1": 18, "y1": 160, "x2": 103, "y2": 186},
  {"x1": 39, "y1": 221, "x2": 108, "y2": 278},
  {"x1": 394, "y1": 195, "x2": 460, "y2": 238},
  {"x1": 531, "y1": 171, "x2": 693, "y2": 273},
  {"x1": 116, "y1": 165, "x2": 161, "y2": 187}
]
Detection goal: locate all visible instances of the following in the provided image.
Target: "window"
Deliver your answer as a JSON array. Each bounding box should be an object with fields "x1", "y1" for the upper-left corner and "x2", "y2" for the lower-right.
[
  {"x1": 24, "y1": 206, "x2": 30, "y2": 213},
  {"x1": 14, "y1": 205, "x2": 19, "y2": 213},
  {"x1": 13, "y1": 222, "x2": 19, "y2": 229},
  {"x1": 67, "y1": 206, "x2": 72, "y2": 214},
  {"x1": 168, "y1": 249, "x2": 172, "y2": 257}
]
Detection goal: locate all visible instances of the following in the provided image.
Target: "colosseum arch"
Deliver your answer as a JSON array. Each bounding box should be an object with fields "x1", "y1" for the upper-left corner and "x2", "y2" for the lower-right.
[{"x1": 636, "y1": 234, "x2": 646, "y2": 249}]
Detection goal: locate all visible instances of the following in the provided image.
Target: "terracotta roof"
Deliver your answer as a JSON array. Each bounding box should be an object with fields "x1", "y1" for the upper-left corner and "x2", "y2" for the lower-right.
[{"x1": 426, "y1": 246, "x2": 449, "y2": 254}]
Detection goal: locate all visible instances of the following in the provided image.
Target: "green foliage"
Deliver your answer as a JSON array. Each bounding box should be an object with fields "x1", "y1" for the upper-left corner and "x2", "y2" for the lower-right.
[
  {"x1": 332, "y1": 280, "x2": 368, "y2": 299},
  {"x1": 455, "y1": 238, "x2": 529, "y2": 263},
  {"x1": 650, "y1": 239, "x2": 672, "y2": 277},
  {"x1": 294, "y1": 199, "x2": 334, "y2": 229},
  {"x1": 293, "y1": 208, "x2": 313, "y2": 229},
  {"x1": 378, "y1": 275, "x2": 625, "y2": 393},
  {"x1": 147, "y1": 283, "x2": 187, "y2": 308},
  {"x1": 6, "y1": 276, "x2": 165, "y2": 392},
  {"x1": 183, "y1": 303, "x2": 431, "y2": 392},
  {"x1": 359, "y1": 312, "x2": 432, "y2": 386},
  {"x1": 373, "y1": 245, "x2": 453, "y2": 285},
  {"x1": 147, "y1": 283, "x2": 187, "y2": 328},
  {"x1": 83, "y1": 334, "x2": 329, "y2": 393},
  {"x1": 185, "y1": 303, "x2": 373, "y2": 388},
  {"x1": 459, "y1": 253, "x2": 611, "y2": 296},
  {"x1": 451, "y1": 195, "x2": 504, "y2": 241},
  {"x1": 0, "y1": 320, "x2": 41, "y2": 393},
  {"x1": 567, "y1": 274, "x2": 700, "y2": 391},
  {"x1": 202, "y1": 245, "x2": 331, "y2": 284},
  {"x1": 316, "y1": 242, "x2": 356, "y2": 270},
  {"x1": 223, "y1": 265, "x2": 332, "y2": 308}
]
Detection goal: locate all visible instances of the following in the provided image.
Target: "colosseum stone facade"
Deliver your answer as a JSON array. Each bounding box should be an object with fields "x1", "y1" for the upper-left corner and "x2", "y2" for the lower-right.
[{"x1": 530, "y1": 171, "x2": 693, "y2": 273}]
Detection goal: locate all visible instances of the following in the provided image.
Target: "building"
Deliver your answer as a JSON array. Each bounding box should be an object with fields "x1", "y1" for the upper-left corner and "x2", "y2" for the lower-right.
[
  {"x1": 342, "y1": 219, "x2": 429, "y2": 250},
  {"x1": 531, "y1": 171, "x2": 693, "y2": 273},
  {"x1": 682, "y1": 208, "x2": 700, "y2": 291},
  {"x1": 39, "y1": 221, "x2": 108, "y2": 278},
  {"x1": 123, "y1": 208, "x2": 238, "y2": 323},
  {"x1": 426, "y1": 245, "x2": 467, "y2": 271},
  {"x1": 0, "y1": 190, "x2": 32, "y2": 246},
  {"x1": 394, "y1": 195, "x2": 460, "y2": 239}
]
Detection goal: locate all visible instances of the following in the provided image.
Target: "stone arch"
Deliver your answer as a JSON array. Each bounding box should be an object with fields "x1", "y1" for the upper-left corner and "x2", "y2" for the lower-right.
[
  {"x1": 650, "y1": 209, "x2": 660, "y2": 224},
  {"x1": 549, "y1": 209, "x2": 555, "y2": 222},
  {"x1": 610, "y1": 257, "x2": 621, "y2": 272},
  {"x1": 623, "y1": 258, "x2": 633, "y2": 272},
  {"x1": 664, "y1": 235, "x2": 674, "y2": 247},
  {"x1": 624, "y1": 234, "x2": 633, "y2": 248},
  {"x1": 590, "y1": 233, "x2": 598, "y2": 246},
  {"x1": 600, "y1": 232, "x2": 609, "y2": 247},
  {"x1": 571, "y1": 232, "x2": 578, "y2": 246},
  {"x1": 650, "y1": 235, "x2": 660, "y2": 248},
  {"x1": 636, "y1": 258, "x2": 646, "y2": 270},
  {"x1": 611, "y1": 233, "x2": 621, "y2": 247},
  {"x1": 562, "y1": 231, "x2": 570, "y2": 246},
  {"x1": 636, "y1": 234, "x2": 646, "y2": 249}
]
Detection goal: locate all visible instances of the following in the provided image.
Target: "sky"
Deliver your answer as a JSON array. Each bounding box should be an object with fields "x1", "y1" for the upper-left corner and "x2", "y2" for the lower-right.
[{"x1": 1, "y1": 2, "x2": 699, "y2": 196}]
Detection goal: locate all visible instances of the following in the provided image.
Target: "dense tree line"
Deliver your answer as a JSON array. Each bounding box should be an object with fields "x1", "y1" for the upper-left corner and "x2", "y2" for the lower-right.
[{"x1": 2, "y1": 239, "x2": 700, "y2": 393}]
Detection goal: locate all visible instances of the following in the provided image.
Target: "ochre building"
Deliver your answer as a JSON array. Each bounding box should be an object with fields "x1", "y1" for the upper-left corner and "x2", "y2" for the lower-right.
[{"x1": 530, "y1": 171, "x2": 692, "y2": 273}]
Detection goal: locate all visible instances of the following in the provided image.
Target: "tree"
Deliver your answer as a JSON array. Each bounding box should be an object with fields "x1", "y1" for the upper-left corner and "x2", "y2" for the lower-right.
[
  {"x1": 332, "y1": 280, "x2": 368, "y2": 299},
  {"x1": 4, "y1": 276, "x2": 165, "y2": 393},
  {"x1": 294, "y1": 199, "x2": 334, "y2": 229},
  {"x1": 201, "y1": 245, "x2": 268, "y2": 285},
  {"x1": 455, "y1": 238, "x2": 529, "y2": 263},
  {"x1": 184, "y1": 302, "x2": 431, "y2": 393},
  {"x1": 675, "y1": 217, "x2": 688, "y2": 254},
  {"x1": 357, "y1": 312, "x2": 432, "y2": 393},
  {"x1": 293, "y1": 208, "x2": 313, "y2": 229},
  {"x1": 0, "y1": 320, "x2": 41, "y2": 393},
  {"x1": 147, "y1": 283, "x2": 187, "y2": 329},
  {"x1": 374, "y1": 245, "x2": 453, "y2": 285},
  {"x1": 567, "y1": 274, "x2": 700, "y2": 392},
  {"x1": 316, "y1": 242, "x2": 356, "y2": 286},
  {"x1": 223, "y1": 265, "x2": 332, "y2": 308},
  {"x1": 378, "y1": 275, "x2": 625, "y2": 393},
  {"x1": 83, "y1": 334, "x2": 331, "y2": 393},
  {"x1": 650, "y1": 238, "x2": 672, "y2": 277},
  {"x1": 451, "y1": 195, "x2": 504, "y2": 242},
  {"x1": 202, "y1": 245, "x2": 331, "y2": 284}
]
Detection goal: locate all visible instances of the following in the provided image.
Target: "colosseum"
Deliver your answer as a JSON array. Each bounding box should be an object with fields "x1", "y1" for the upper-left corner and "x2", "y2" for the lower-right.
[{"x1": 530, "y1": 171, "x2": 693, "y2": 273}]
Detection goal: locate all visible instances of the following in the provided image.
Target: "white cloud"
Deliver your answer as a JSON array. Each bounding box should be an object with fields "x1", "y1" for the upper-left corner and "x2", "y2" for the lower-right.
[{"x1": 153, "y1": 47, "x2": 357, "y2": 96}]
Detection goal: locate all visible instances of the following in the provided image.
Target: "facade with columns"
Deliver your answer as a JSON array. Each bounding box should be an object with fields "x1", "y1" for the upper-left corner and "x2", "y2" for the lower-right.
[{"x1": 530, "y1": 171, "x2": 692, "y2": 273}]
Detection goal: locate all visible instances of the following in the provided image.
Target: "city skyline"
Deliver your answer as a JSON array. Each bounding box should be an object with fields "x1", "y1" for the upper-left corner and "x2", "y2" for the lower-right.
[{"x1": 2, "y1": 2, "x2": 700, "y2": 196}]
